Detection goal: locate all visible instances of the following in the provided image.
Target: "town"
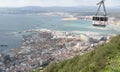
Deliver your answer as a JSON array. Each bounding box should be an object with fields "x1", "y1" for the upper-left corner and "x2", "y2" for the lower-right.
[{"x1": 0, "y1": 29, "x2": 113, "y2": 72}]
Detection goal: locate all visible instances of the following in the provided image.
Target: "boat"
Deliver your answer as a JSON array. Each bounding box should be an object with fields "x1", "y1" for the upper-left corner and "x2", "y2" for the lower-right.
[{"x1": 0, "y1": 45, "x2": 8, "y2": 47}]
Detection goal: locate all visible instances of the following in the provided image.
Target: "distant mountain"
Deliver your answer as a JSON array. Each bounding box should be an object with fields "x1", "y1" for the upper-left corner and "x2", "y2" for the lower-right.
[
  {"x1": 0, "y1": 6, "x2": 97, "y2": 14},
  {"x1": 0, "y1": 6, "x2": 119, "y2": 14}
]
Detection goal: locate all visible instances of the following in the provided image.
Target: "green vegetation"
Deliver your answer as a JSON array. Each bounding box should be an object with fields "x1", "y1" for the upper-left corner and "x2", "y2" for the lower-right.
[{"x1": 36, "y1": 35, "x2": 120, "y2": 72}]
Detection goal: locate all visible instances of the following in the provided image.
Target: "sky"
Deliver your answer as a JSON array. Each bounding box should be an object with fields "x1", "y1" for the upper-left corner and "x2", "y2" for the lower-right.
[{"x1": 0, "y1": 0, "x2": 119, "y2": 7}]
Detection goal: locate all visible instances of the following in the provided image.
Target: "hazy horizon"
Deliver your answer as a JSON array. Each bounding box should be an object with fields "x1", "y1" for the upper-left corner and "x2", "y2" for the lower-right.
[
  {"x1": 0, "y1": 6, "x2": 119, "y2": 9},
  {"x1": 0, "y1": 0, "x2": 119, "y2": 7}
]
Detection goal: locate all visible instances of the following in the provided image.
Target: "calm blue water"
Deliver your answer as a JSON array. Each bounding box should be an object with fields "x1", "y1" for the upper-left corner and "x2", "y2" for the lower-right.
[{"x1": 0, "y1": 14, "x2": 119, "y2": 52}]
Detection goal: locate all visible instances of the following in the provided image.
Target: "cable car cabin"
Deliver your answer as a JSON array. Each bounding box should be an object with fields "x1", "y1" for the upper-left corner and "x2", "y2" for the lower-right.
[{"x1": 92, "y1": 16, "x2": 108, "y2": 27}]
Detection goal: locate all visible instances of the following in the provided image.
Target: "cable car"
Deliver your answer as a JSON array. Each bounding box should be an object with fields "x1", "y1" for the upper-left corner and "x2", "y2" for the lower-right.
[
  {"x1": 92, "y1": 16, "x2": 108, "y2": 27},
  {"x1": 92, "y1": 0, "x2": 108, "y2": 27}
]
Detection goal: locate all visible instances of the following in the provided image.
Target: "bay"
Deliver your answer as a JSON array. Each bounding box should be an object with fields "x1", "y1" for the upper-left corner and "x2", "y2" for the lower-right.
[{"x1": 0, "y1": 14, "x2": 119, "y2": 52}]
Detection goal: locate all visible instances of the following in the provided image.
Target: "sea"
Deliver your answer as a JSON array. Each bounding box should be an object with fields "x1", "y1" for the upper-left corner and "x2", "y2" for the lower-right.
[{"x1": 0, "y1": 14, "x2": 120, "y2": 52}]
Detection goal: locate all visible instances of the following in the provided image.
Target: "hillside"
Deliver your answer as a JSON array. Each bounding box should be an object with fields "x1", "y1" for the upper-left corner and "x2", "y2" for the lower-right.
[{"x1": 41, "y1": 35, "x2": 120, "y2": 72}]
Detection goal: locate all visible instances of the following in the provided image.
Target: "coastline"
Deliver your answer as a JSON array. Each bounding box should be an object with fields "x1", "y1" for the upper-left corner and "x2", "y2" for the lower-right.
[
  {"x1": 61, "y1": 17, "x2": 78, "y2": 21},
  {"x1": 0, "y1": 13, "x2": 119, "y2": 71},
  {"x1": 0, "y1": 29, "x2": 116, "y2": 72}
]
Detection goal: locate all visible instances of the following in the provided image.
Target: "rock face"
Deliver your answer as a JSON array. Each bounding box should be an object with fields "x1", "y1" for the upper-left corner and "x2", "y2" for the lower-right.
[{"x1": 0, "y1": 29, "x2": 112, "y2": 72}]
